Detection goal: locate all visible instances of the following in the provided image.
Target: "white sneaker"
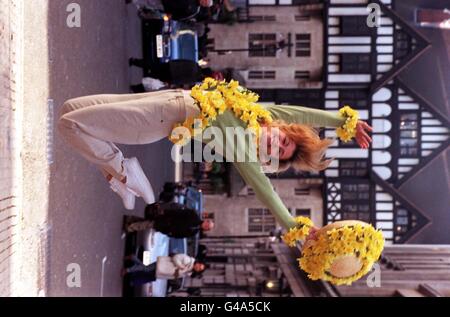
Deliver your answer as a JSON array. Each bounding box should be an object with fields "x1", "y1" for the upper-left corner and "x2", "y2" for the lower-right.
[
  {"x1": 109, "y1": 178, "x2": 136, "y2": 210},
  {"x1": 123, "y1": 157, "x2": 155, "y2": 204}
]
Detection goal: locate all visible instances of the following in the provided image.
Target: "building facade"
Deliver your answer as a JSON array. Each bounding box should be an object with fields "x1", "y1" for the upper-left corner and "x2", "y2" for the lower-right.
[
  {"x1": 171, "y1": 237, "x2": 311, "y2": 297},
  {"x1": 173, "y1": 238, "x2": 450, "y2": 297},
  {"x1": 196, "y1": 0, "x2": 450, "y2": 244},
  {"x1": 331, "y1": 244, "x2": 450, "y2": 296},
  {"x1": 207, "y1": 1, "x2": 324, "y2": 89},
  {"x1": 202, "y1": 178, "x2": 324, "y2": 236}
]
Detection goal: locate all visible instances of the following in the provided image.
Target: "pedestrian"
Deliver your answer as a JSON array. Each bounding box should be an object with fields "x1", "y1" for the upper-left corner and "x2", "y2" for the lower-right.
[
  {"x1": 58, "y1": 78, "x2": 372, "y2": 230},
  {"x1": 123, "y1": 201, "x2": 215, "y2": 238},
  {"x1": 196, "y1": 244, "x2": 208, "y2": 261},
  {"x1": 125, "y1": 0, "x2": 163, "y2": 11},
  {"x1": 161, "y1": 0, "x2": 213, "y2": 21},
  {"x1": 129, "y1": 58, "x2": 207, "y2": 87},
  {"x1": 130, "y1": 77, "x2": 168, "y2": 93},
  {"x1": 123, "y1": 254, "x2": 207, "y2": 286}
]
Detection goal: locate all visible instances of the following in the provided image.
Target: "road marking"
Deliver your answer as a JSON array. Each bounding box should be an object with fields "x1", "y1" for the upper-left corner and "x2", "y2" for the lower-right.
[{"x1": 100, "y1": 256, "x2": 107, "y2": 297}]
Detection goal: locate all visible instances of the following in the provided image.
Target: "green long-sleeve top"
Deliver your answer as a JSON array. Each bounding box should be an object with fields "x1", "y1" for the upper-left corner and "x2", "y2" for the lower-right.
[{"x1": 201, "y1": 104, "x2": 347, "y2": 230}]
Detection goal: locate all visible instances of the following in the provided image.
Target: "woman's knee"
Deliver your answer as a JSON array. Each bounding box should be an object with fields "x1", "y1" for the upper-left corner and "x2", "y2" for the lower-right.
[
  {"x1": 60, "y1": 98, "x2": 78, "y2": 117},
  {"x1": 57, "y1": 114, "x2": 78, "y2": 138}
]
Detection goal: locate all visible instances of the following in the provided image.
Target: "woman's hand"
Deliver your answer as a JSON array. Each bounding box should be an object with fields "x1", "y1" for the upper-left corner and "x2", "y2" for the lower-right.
[
  {"x1": 305, "y1": 226, "x2": 320, "y2": 242},
  {"x1": 199, "y1": 0, "x2": 213, "y2": 7},
  {"x1": 355, "y1": 120, "x2": 373, "y2": 149}
]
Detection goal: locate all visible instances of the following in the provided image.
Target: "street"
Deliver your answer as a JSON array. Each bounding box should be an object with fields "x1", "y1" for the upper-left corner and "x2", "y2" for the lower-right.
[
  {"x1": 2, "y1": 0, "x2": 449, "y2": 299},
  {"x1": 45, "y1": 0, "x2": 173, "y2": 296}
]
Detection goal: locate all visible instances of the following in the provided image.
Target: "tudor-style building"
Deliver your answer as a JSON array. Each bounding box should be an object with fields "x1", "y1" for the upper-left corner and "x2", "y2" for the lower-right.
[
  {"x1": 186, "y1": 0, "x2": 450, "y2": 244},
  {"x1": 173, "y1": 237, "x2": 450, "y2": 297},
  {"x1": 319, "y1": 0, "x2": 449, "y2": 244}
]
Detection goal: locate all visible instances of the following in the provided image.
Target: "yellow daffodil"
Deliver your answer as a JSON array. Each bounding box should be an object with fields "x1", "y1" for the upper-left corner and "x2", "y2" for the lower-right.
[
  {"x1": 336, "y1": 105, "x2": 359, "y2": 143},
  {"x1": 169, "y1": 78, "x2": 273, "y2": 147},
  {"x1": 282, "y1": 217, "x2": 385, "y2": 286}
]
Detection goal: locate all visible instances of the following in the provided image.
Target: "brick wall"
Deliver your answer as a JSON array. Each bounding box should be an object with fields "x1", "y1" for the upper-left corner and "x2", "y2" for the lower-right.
[{"x1": 0, "y1": 0, "x2": 22, "y2": 297}]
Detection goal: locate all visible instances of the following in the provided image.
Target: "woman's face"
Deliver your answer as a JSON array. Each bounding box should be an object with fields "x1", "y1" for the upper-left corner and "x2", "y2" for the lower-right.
[
  {"x1": 194, "y1": 263, "x2": 205, "y2": 272},
  {"x1": 261, "y1": 127, "x2": 297, "y2": 161}
]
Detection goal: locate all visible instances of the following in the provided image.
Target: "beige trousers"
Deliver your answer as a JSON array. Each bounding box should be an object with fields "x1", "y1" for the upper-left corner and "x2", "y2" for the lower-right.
[{"x1": 58, "y1": 89, "x2": 199, "y2": 180}]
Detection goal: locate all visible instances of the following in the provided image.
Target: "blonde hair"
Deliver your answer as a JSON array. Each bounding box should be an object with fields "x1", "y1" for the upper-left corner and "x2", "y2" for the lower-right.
[{"x1": 269, "y1": 120, "x2": 334, "y2": 173}]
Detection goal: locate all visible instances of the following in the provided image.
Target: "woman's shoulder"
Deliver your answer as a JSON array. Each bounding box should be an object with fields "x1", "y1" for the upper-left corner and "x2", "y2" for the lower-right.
[
  {"x1": 212, "y1": 109, "x2": 246, "y2": 127},
  {"x1": 172, "y1": 253, "x2": 194, "y2": 263}
]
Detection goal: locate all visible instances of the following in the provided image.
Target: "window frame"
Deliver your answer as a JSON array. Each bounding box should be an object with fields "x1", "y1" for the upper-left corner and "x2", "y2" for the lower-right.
[
  {"x1": 249, "y1": 33, "x2": 278, "y2": 58},
  {"x1": 295, "y1": 33, "x2": 311, "y2": 57}
]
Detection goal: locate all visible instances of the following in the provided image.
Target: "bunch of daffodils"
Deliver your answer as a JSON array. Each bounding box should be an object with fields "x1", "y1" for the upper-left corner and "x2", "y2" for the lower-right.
[{"x1": 169, "y1": 78, "x2": 273, "y2": 146}]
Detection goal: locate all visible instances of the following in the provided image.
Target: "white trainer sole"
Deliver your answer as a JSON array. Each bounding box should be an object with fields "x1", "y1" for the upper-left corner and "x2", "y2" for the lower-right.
[{"x1": 125, "y1": 157, "x2": 155, "y2": 204}]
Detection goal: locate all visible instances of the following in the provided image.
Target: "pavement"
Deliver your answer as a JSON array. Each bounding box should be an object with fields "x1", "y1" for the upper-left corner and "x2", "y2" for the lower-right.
[
  {"x1": 0, "y1": 0, "x2": 23, "y2": 297},
  {"x1": 42, "y1": 0, "x2": 174, "y2": 296}
]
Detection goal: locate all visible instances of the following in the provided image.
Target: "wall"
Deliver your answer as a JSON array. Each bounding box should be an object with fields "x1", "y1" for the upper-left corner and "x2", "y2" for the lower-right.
[
  {"x1": 204, "y1": 178, "x2": 324, "y2": 236},
  {"x1": 207, "y1": 5, "x2": 324, "y2": 89}
]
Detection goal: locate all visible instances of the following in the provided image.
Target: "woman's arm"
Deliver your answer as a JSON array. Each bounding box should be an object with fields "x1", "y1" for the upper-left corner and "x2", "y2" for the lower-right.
[
  {"x1": 210, "y1": 111, "x2": 296, "y2": 229},
  {"x1": 172, "y1": 254, "x2": 195, "y2": 272},
  {"x1": 222, "y1": 0, "x2": 236, "y2": 11},
  {"x1": 266, "y1": 104, "x2": 373, "y2": 148},
  {"x1": 265, "y1": 104, "x2": 347, "y2": 128},
  {"x1": 233, "y1": 161, "x2": 297, "y2": 230}
]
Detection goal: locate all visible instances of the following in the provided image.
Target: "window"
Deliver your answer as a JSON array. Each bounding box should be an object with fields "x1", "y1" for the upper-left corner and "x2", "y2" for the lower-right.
[
  {"x1": 396, "y1": 31, "x2": 411, "y2": 59},
  {"x1": 203, "y1": 212, "x2": 215, "y2": 220},
  {"x1": 247, "y1": 187, "x2": 255, "y2": 196},
  {"x1": 206, "y1": 38, "x2": 215, "y2": 50},
  {"x1": 248, "y1": 208, "x2": 276, "y2": 233},
  {"x1": 294, "y1": 188, "x2": 310, "y2": 195},
  {"x1": 295, "y1": 71, "x2": 310, "y2": 80},
  {"x1": 295, "y1": 209, "x2": 311, "y2": 217},
  {"x1": 399, "y1": 113, "x2": 419, "y2": 157},
  {"x1": 341, "y1": 54, "x2": 371, "y2": 73},
  {"x1": 341, "y1": 182, "x2": 371, "y2": 222},
  {"x1": 339, "y1": 160, "x2": 369, "y2": 177},
  {"x1": 249, "y1": 0, "x2": 276, "y2": 4},
  {"x1": 339, "y1": 90, "x2": 368, "y2": 109},
  {"x1": 249, "y1": 33, "x2": 277, "y2": 57},
  {"x1": 248, "y1": 71, "x2": 276, "y2": 80},
  {"x1": 340, "y1": 16, "x2": 372, "y2": 36},
  {"x1": 249, "y1": 15, "x2": 276, "y2": 22},
  {"x1": 394, "y1": 208, "x2": 417, "y2": 242},
  {"x1": 295, "y1": 14, "x2": 311, "y2": 21},
  {"x1": 295, "y1": 34, "x2": 311, "y2": 57}
]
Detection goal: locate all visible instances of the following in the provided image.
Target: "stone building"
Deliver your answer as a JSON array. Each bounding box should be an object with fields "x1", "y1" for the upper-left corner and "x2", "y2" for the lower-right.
[
  {"x1": 172, "y1": 238, "x2": 450, "y2": 297},
  {"x1": 207, "y1": 2, "x2": 324, "y2": 89},
  {"x1": 326, "y1": 244, "x2": 450, "y2": 296},
  {"x1": 170, "y1": 237, "x2": 305, "y2": 297},
  {"x1": 202, "y1": 178, "x2": 324, "y2": 237},
  {"x1": 184, "y1": 0, "x2": 450, "y2": 245}
]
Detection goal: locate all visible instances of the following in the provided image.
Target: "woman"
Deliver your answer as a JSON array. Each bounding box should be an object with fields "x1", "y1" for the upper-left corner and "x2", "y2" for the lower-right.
[
  {"x1": 123, "y1": 201, "x2": 215, "y2": 238},
  {"x1": 123, "y1": 254, "x2": 206, "y2": 286},
  {"x1": 58, "y1": 79, "x2": 372, "y2": 229}
]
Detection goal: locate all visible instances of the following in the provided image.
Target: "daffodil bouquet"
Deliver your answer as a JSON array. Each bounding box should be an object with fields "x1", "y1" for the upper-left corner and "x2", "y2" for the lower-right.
[
  {"x1": 169, "y1": 78, "x2": 273, "y2": 145},
  {"x1": 282, "y1": 218, "x2": 385, "y2": 286},
  {"x1": 336, "y1": 106, "x2": 359, "y2": 142}
]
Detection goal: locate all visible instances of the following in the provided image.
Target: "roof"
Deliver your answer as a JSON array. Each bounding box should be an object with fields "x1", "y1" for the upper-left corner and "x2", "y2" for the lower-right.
[
  {"x1": 324, "y1": 0, "x2": 449, "y2": 243},
  {"x1": 380, "y1": 0, "x2": 450, "y2": 243},
  {"x1": 370, "y1": 0, "x2": 431, "y2": 93}
]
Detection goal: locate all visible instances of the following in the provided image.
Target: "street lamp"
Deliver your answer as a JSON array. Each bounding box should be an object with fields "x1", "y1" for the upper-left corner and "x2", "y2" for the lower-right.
[{"x1": 210, "y1": 39, "x2": 293, "y2": 56}]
